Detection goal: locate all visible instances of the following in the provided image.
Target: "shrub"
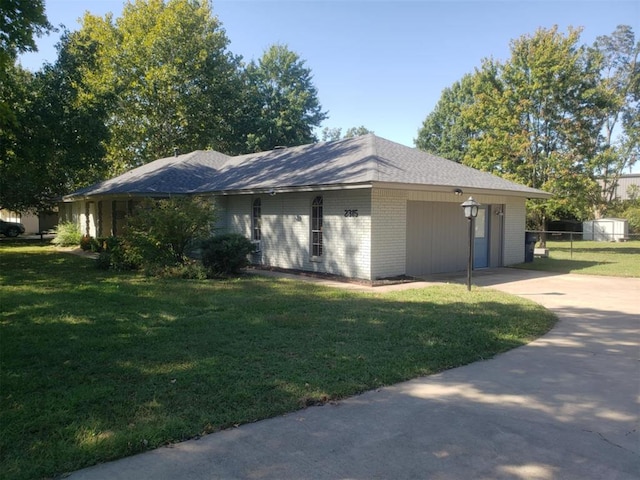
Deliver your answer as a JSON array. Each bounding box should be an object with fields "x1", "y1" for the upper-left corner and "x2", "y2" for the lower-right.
[
  {"x1": 51, "y1": 222, "x2": 82, "y2": 247},
  {"x1": 147, "y1": 260, "x2": 208, "y2": 279},
  {"x1": 80, "y1": 235, "x2": 93, "y2": 251},
  {"x1": 120, "y1": 196, "x2": 216, "y2": 273},
  {"x1": 623, "y1": 206, "x2": 640, "y2": 234},
  {"x1": 93, "y1": 237, "x2": 129, "y2": 270},
  {"x1": 201, "y1": 233, "x2": 256, "y2": 276},
  {"x1": 95, "y1": 251, "x2": 112, "y2": 270}
]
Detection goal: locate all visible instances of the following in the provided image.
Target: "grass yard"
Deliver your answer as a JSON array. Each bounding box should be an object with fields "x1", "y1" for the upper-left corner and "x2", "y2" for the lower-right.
[
  {"x1": 0, "y1": 242, "x2": 556, "y2": 480},
  {"x1": 517, "y1": 239, "x2": 640, "y2": 277}
]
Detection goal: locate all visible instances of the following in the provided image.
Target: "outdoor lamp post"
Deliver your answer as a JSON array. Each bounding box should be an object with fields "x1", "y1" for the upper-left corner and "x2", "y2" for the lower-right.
[{"x1": 461, "y1": 196, "x2": 480, "y2": 291}]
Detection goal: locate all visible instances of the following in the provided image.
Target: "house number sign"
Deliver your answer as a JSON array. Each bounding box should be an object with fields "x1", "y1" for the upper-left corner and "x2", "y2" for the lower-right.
[{"x1": 344, "y1": 209, "x2": 359, "y2": 217}]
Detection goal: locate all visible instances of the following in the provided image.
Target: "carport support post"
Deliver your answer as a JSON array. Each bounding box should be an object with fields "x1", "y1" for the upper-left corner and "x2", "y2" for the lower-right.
[{"x1": 461, "y1": 197, "x2": 480, "y2": 292}]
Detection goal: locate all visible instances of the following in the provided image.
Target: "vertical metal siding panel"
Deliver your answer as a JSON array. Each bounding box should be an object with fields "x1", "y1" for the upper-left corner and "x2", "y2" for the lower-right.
[
  {"x1": 431, "y1": 203, "x2": 446, "y2": 273},
  {"x1": 503, "y1": 199, "x2": 526, "y2": 265},
  {"x1": 406, "y1": 201, "x2": 470, "y2": 276},
  {"x1": 434, "y1": 202, "x2": 468, "y2": 274},
  {"x1": 406, "y1": 201, "x2": 428, "y2": 276},
  {"x1": 489, "y1": 205, "x2": 504, "y2": 267},
  {"x1": 615, "y1": 175, "x2": 640, "y2": 201}
]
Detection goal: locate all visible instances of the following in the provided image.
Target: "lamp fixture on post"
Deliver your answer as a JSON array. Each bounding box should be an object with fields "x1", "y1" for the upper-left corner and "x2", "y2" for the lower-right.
[{"x1": 460, "y1": 196, "x2": 480, "y2": 291}]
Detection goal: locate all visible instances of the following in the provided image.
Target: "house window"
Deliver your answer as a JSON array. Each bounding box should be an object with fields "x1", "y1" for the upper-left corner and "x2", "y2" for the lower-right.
[
  {"x1": 252, "y1": 198, "x2": 261, "y2": 241},
  {"x1": 311, "y1": 196, "x2": 323, "y2": 257}
]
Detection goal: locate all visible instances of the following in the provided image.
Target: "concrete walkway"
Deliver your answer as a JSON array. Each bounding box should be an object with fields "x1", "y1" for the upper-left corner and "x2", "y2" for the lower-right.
[{"x1": 69, "y1": 268, "x2": 640, "y2": 480}]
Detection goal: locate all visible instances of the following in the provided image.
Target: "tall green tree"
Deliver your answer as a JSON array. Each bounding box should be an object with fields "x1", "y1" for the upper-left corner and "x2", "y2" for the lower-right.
[
  {"x1": 415, "y1": 73, "x2": 476, "y2": 163},
  {"x1": 0, "y1": 0, "x2": 51, "y2": 71},
  {"x1": 245, "y1": 44, "x2": 327, "y2": 151},
  {"x1": 0, "y1": 32, "x2": 109, "y2": 212},
  {"x1": 417, "y1": 25, "x2": 639, "y2": 229},
  {"x1": 72, "y1": 0, "x2": 244, "y2": 172},
  {"x1": 0, "y1": 62, "x2": 35, "y2": 210},
  {"x1": 589, "y1": 25, "x2": 639, "y2": 216},
  {"x1": 464, "y1": 27, "x2": 606, "y2": 232},
  {"x1": 0, "y1": 0, "x2": 51, "y2": 126},
  {"x1": 416, "y1": 26, "x2": 613, "y2": 234}
]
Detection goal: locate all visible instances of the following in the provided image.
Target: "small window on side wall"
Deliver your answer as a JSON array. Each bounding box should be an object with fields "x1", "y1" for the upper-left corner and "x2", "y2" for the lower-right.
[
  {"x1": 252, "y1": 198, "x2": 261, "y2": 241},
  {"x1": 311, "y1": 196, "x2": 323, "y2": 257}
]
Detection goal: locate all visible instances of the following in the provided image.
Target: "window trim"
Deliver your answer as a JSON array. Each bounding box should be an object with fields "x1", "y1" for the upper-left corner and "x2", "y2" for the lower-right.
[
  {"x1": 311, "y1": 195, "x2": 323, "y2": 258},
  {"x1": 252, "y1": 198, "x2": 261, "y2": 241}
]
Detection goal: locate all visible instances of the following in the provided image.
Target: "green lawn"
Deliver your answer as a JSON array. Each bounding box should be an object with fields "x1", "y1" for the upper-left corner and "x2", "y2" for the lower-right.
[
  {"x1": 516, "y1": 239, "x2": 640, "y2": 277},
  {"x1": 0, "y1": 242, "x2": 556, "y2": 480}
]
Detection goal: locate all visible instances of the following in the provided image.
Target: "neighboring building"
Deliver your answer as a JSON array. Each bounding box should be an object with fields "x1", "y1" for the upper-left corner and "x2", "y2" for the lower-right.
[
  {"x1": 0, "y1": 209, "x2": 58, "y2": 234},
  {"x1": 599, "y1": 173, "x2": 640, "y2": 202},
  {"x1": 615, "y1": 174, "x2": 640, "y2": 201},
  {"x1": 62, "y1": 134, "x2": 549, "y2": 281},
  {"x1": 583, "y1": 218, "x2": 629, "y2": 242}
]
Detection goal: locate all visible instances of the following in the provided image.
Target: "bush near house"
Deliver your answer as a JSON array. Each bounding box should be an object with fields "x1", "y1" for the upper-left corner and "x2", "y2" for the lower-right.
[
  {"x1": 201, "y1": 233, "x2": 256, "y2": 276},
  {"x1": 92, "y1": 196, "x2": 216, "y2": 275},
  {"x1": 51, "y1": 221, "x2": 82, "y2": 246},
  {"x1": 122, "y1": 196, "x2": 216, "y2": 268}
]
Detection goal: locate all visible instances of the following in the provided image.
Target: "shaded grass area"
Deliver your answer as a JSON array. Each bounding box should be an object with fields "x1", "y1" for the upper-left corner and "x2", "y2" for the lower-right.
[
  {"x1": 0, "y1": 243, "x2": 556, "y2": 480},
  {"x1": 516, "y1": 240, "x2": 640, "y2": 277}
]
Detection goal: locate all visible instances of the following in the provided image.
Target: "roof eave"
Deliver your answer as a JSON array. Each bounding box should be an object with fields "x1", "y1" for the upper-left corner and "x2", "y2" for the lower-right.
[
  {"x1": 371, "y1": 181, "x2": 552, "y2": 199},
  {"x1": 61, "y1": 183, "x2": 375, "y2": 202}
]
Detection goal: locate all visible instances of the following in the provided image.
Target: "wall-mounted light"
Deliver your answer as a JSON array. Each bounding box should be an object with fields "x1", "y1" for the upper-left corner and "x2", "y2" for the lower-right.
[
  {"x1": 454, "y1": 188, "x2": 463, "y2": 196},
  {"x1": 268, "y1": 190, "x2": 276, "y2": 197}
]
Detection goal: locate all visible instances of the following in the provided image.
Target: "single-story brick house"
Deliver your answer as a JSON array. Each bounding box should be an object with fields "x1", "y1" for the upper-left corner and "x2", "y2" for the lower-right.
[{"x1": 62, "y1": 134, "x2": 549, "y2": 281}]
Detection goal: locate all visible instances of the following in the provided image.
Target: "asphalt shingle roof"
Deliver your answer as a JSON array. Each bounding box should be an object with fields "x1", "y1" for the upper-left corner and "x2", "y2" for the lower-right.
[{"x1": 65, "y1": 134, "x2": 549, "y2": 199}]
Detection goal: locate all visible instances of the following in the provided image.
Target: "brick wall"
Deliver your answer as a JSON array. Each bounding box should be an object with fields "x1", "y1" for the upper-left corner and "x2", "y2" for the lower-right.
[
  {"x1": 371, "y1": 189, "x2": 407, "y2": 279},
  {"x1": 225, "y1": 189, "x2": 373, "y2": 280}
]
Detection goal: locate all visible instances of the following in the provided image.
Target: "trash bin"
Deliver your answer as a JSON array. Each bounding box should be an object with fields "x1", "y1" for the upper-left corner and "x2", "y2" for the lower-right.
[{"x1": 524, "y1": 232, "x2": 537, "y2": 263}]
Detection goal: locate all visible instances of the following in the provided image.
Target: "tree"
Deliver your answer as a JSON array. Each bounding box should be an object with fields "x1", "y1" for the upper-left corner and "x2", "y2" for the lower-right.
[
  {"x1": 344, "y1": 126, "x2": 373, "y2": 138},
  {"x1": 321, "y1": 125, "x2": 373, "y2": 142},
  {"x1": 0, "y1": 62, "x2": 34, "y2": 210},
  {"x1": 415, "y1": 73, "x2": 476, "y2": 163},
  {"x1": 0, "y1": 0, "x2": 51, "y2": 71},
  {"x1": 417, "y1": 26, "x2": 613, "y2": 237},
  {"x1": 0, "y1": 0, "x2": 51, "y2": 126},
  {"x1": 0, "y1": 32, "x2": 109, "y2": 212},
  {"x1": 465, "y1": 27, "x2": 606, "y2": 235},
  {"x1": 321, "y1": 127, "x2": 342, "y2": 142},
  {"x1": 417, "y1": 25, "x2": 639, "y2": 231},
  {"x1": 71, "y1": 0, "x2": 244, "y2": 172},
  {"x1": 588, "y1": 25, "x2": 639, "y2": 216},
  {"x1": 245, "y1": 44, "x2": 327, "y2": 151}
]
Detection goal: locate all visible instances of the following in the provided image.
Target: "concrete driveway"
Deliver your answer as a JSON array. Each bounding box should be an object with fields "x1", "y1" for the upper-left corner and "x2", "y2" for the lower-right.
[{"x1": 69, "y1": 269, "x2": 639, "y2": 480}]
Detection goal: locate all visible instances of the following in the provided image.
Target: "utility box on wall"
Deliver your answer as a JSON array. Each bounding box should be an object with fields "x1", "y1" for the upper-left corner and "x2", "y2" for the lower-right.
[{"x1": 583, "y1": 218, "x2": 628, "y2": 242}]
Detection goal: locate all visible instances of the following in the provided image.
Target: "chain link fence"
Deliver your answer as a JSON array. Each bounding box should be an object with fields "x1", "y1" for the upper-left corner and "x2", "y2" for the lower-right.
[{"x1": 524, "y1": 230, "x2": 639, "y2": 260}]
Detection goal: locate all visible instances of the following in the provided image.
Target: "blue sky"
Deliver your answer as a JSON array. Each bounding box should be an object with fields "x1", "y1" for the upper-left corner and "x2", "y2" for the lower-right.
[{"x1": 20, "y1": 0, "x2": 640, "y2": 151}]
